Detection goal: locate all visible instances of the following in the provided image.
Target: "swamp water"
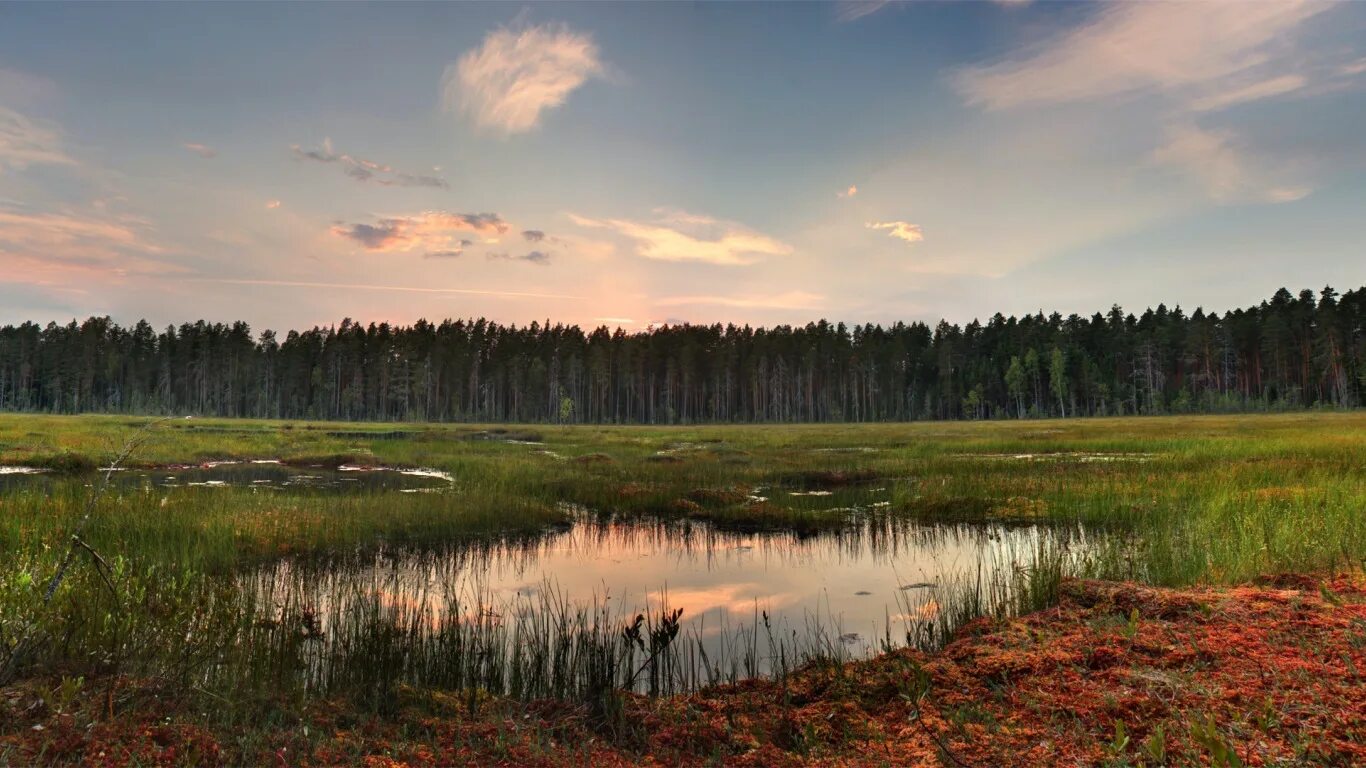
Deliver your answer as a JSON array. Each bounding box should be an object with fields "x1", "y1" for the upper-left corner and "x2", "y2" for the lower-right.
[
  {"x1": 0, "y1": 461, "x2": 452, "y2": 493},
  {"x1": 4, "y1": 464, "x2": 1087, "y2": 696},
  {"x1": 244, "y1": 514, "x2": 1085, "y2": 694}
]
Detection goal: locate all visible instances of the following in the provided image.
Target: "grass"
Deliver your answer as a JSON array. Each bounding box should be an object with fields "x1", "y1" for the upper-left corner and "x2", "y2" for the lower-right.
[
  {"x1": 3, "y1": 412, "x2": 1361, "y2": 577},
  {"x1": 0, "y1": 412, "x2": 1363, "y2": 763}
]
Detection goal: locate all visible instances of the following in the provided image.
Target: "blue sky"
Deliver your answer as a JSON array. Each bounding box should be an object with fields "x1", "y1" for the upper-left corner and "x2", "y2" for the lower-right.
[{"x1": 2, "y1": 1, "x2": 1364, "y2": 332}]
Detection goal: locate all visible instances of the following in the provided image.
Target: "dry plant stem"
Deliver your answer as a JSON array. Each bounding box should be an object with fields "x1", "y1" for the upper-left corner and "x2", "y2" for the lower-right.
[
  {"x1": 42, "y1": 416, "x2": 176, "y2": 601},
  {"x1": 0, "y1": 416, "x2": 177, "y2": 684}
]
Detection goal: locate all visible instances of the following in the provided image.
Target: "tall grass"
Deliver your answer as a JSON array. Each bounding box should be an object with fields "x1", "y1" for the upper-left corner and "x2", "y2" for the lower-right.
[{"x1": 1, "y1": 412, "x2": 1363, "y2": 718}]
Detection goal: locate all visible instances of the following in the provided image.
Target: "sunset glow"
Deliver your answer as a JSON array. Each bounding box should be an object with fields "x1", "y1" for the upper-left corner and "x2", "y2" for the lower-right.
[{"x1": 2, "y1": 2, "x2": 1363, "y2": 331}]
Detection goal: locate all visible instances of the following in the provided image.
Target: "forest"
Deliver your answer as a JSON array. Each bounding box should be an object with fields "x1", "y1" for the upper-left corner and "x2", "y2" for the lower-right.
[{"x1": 0, "y1": 285, "x2": 1360, "y2": 423}]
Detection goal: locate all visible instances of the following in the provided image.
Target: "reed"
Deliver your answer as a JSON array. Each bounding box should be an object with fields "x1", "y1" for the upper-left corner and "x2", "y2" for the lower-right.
[{"x1": 1, "y1": 411, "x2": 1362, "y2": 721}]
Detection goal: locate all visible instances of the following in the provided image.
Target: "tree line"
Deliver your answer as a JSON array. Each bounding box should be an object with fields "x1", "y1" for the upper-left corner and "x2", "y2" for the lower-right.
[{"x1": 0, "y1": 286, "x2": 1361, "y2": 423}]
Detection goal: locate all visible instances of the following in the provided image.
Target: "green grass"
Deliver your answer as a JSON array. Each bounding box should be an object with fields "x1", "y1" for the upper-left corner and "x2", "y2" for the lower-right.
[{"x1": 1, "y1": 412, "x2": 1363, "y2": 720}]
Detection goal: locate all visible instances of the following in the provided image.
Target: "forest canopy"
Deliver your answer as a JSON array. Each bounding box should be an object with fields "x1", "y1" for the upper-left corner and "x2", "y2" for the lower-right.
[{"x1": 0, "y1": 286, "x2": 1361, "y2": 423}]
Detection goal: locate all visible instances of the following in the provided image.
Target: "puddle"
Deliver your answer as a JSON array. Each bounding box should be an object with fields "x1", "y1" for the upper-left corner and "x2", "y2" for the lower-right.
[
  {"x1": 957, "y1": 452, "x2": 1155, "y2": 462},
  {"x1": 0, "y1": 462, "x2": 453, "y2": 493}
]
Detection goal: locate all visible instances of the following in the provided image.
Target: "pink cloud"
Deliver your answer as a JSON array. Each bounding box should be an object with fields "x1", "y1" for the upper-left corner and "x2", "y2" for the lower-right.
[{"x1": 331, "y1": 211, "x2": 510, "y2": 253}]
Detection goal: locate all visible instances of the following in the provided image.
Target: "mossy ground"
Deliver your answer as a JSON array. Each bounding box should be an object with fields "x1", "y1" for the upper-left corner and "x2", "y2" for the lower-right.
[{"x1": 3, "y1": 574, "x2": 1362, "y2": 766}]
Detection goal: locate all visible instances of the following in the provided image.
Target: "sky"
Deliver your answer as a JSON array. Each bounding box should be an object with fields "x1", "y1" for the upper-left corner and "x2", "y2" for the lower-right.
[{"x1": 2, "y1": 1, "x2": 1364, "y2": 333}]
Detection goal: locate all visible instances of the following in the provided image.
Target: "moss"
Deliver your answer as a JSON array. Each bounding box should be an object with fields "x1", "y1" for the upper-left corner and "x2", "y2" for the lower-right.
[{"x1": 25, "y1": 451, "x2": 97, "y2": 474}]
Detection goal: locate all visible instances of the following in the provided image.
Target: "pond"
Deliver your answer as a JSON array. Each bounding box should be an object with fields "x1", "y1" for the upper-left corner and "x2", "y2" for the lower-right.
[
  {"x1": 0, "y1": 461, "x2": 453, "y2": 493},
  {"x1": 246, "y1": 513, "x2": 1086, "y2": 691},
  {"x1": 2, "y1": 463, "x2": 1087, "y2": 694}
]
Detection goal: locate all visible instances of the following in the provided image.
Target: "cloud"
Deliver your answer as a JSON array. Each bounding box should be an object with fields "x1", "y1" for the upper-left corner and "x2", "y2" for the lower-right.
[
  {"x1": 443, "y1": 22, "x2": 605, "y2": 135},
  {"x1": 655, "y1": 291, "x2": 824, "y2": 310},
  {"x1": 954, "y1": 2, "x2": 1329, "y2": 112},
  {"x1": 182, "y1": 142, "x2": 217, "y2": 159},
  {"x1": 0, "y1": 68, "x2": 58, "y2": 105},
  {"x1": 332, "y1": 212, "x2": 509, "y2": 252},
  {"x1": 866, "y1": 220, "x2": 924, "y2": 244},
  {"x1": 1189, "y1": 74, "x2": 1308, "y2": 112},
  {"x1": 185, "y1": 277, "x2": 581, "y2": 301},
  {"x1": 594, "y1": 316, "x2": 634, "y2": 325},
  {"x1": 0, "y1": 106, "x2": 75, "y2": 172},
  {"x1": 291, "y1": 138, "x2": 449, "y2": 188},
  {"x1": 488, "y1": 250, "x2": 551, "y2": 265},
  {"x1": 1152, "y1": 124, "x2": 1310, "y2": 204},
  {"x1": 522, "y1": 229, "x2": 545, "y2": 242},
  {"x1": 266, "y1": 200, "x2": 282, "y2": 209},
  {"x1": 424, "y1": 239, "x2": 473, "y2": 259},
  {"x1": 0, "y1": 205, "x2": 175, "y2": 285},
  {"x1": 835, "y1": 1, "x2": 891, "y2": 22},
  {"x1": 837, "y1": 185, "x2": 858, "y2": 198},
  {"x1": 569, "y1": 209, "x2": 792, "y2": 266}
]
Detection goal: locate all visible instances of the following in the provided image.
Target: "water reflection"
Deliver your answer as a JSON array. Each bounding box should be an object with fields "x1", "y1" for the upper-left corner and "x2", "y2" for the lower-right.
[{"x1": 249, "y1": 515, "x2": 1083, "y2": 669}]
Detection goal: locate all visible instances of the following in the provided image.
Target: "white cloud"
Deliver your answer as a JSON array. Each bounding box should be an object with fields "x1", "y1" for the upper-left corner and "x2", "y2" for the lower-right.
[
  {"x1": 183, "y1": 142, "x2": 217, "y2": 159},
  {"x1": 1189, "y1": 74, "x2": 1308, "y2": 112},
  {"x1": 1341, "y1": 58, "x2": 1366, "y2": 77},
  {"x1": 656, "y1": 291, "x2": 824, "y2": 310},
  {"x1": 1152, "y1": 124, "x2": 1309, "y2": 204},
  {"x1": 443, "y1": 23, "x2": 605, "y2": 135},
  {"x1": 0, "y1": 106, "x2": 74, "y2": 172},
  {"x1": 838, "y1": 184, "x2": 858, "y2": 198},
  {"x1": 866, "y1": 220, "x2": 924, "y2": 244},
  {"x1": 954, "y1": 2, "x2": 1329, "y2": 111},
  {"x1": 835, "y1": 1, "x2": 891, "y2": 23},
  {"x1": 569, "y1": 209, "x2": 792, "y2": 266}
]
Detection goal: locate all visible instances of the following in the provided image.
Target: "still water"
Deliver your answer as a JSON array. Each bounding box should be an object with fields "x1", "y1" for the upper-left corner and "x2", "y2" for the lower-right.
[
  {"x1": 0, "y1": 461, "x2": 452, "y2": 493},
  {"x1": 250, "y1": 514, "x2": 1080, "y2": 664},
  {"x1": 4, "y1": 462, "x2": 1082, "y2": 683}
]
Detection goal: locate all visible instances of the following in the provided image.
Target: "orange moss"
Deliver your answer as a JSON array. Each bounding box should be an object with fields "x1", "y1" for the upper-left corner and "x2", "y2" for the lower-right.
[{"x1": 4, "y1": 574, "x2": 1363, "y2": 766}]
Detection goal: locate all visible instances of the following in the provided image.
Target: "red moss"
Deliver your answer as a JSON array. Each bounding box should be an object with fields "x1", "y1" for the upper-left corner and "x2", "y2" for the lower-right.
[{"x1": 4, "y1": 574, "x2": 1364, "y2": 766}]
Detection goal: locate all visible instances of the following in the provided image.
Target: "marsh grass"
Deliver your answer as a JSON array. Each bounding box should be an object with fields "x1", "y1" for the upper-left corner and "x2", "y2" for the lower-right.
[{"x1": 1, "y1": 412, "x2": 1363, "y2": 720}]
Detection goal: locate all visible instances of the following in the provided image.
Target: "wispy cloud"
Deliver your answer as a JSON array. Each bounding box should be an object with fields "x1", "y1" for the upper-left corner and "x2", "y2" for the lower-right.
[
  {"x1": 0, "y1": 68, "x2": 58, "y2": 105},
  {"x1": 489, "y1": 250, "x2": 551, "y2": 265},
  {"x1": 424, "y1": 239, "x2": 473, "y2": 259},
  {"x1": 184, "y1": 277, "x2": 581, "y2": 301},
  {"x1": 292, "y1": 138, "x2": 449, "y2": 188},
  {"x1": 835, "y1": 1, "x2": 891, "y2": 23},
  {"x1": 1341, "y1": 58, "x2": 1366, "y2": 77},
  {"x1": 1188, "y1": 74, "x2": 1308, "y2": 113},
  {"x1": 332, "y1": 212, "x2": 509, "y2": 252},
  {"x1": 0, "y1": 205, "x2": 175, "y2": 285},
  {"x1": 569, "y1": 209, "x2": 792, "y2": 266},
  {"x1": 867, "y1": 220, "x2": 924, "y2": 244},
  {"x1": 656, "y1": 291, "x2": 824, "y2": 310},
  {"x1": 182, "y1": 142, "x2": 217, "y2": 159},
  {"x1": 1152, "y1": 124, "x2": 1309, "y2": 204},
  {"x1": 0, "y1": 106, "x2": 75, "y2": 172},
  {"x1": 837, "y1": 185, "x2": 858, "y2": 198},
  {"x1": 443, "y1": 22, "x2": 605, "y2": 135},
  {"x1": 954, "y1": 2, "x2": 1330, "y2": 112}
]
